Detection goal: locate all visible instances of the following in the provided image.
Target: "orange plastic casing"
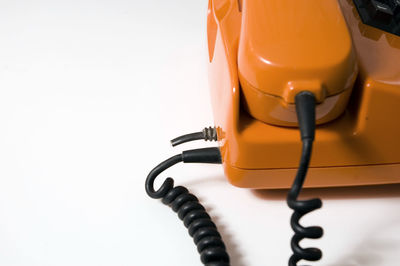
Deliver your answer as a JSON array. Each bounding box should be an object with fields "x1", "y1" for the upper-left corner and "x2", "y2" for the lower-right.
[
  {"x1": 207, "y1": 0, "x2": 400, "y2": 188},
  {"x1": 238, "y1": 0, "x2": 358, "y2": 126}
]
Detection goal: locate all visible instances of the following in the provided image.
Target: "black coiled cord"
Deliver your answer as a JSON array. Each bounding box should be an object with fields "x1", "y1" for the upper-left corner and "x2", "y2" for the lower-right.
[
  {"x1": 287, "y1": 140, "x2": 323, "y2": 265},
  {"x1": 145, "y1": 148, "x2": 230, "y2": 266},
  {"x1": 148, "y1": 93, "x2": 323, "y2": 266},
  {"x1": 286, "y1": 91, "x2": 323, "y2": 266}
]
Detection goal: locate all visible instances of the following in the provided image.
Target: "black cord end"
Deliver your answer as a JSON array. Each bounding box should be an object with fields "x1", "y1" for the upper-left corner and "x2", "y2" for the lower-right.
[
  {"x1": 171, "y1": 132, "x2": 204, "y2": 147},
  {"x1": 295, "y1": 91, "x2": 316, "y2": 142},
  {"x1": 145, "y1": 147, "x2": 222, "y2": 199},
  {"x1": 182, "y1": 147, "x2": 222, "y2": 164},
  {"x1": 170, "y1": 127, "x2": 218, "y2": 147}
]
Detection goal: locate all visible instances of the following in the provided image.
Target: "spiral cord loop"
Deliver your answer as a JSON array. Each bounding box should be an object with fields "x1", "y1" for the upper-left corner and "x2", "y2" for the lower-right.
[
  {"x1": 284, "y1": 92, "x2": 324, "y2": 266},
  {"x1": 147, "y1": 101, "x2": 323, "y2": 266},
  {"x1": 286, "y1": 139, "x2": 323, "y2": 265},
  {"x1": 145, "y1": 148, "x2": 230, "y2": 266},
  {"x1": 287, "y1": 198, "x2": 323, "y2": 265},
  {"x1": 162, "y1": 185, "x2": 230, "y2": 266}
]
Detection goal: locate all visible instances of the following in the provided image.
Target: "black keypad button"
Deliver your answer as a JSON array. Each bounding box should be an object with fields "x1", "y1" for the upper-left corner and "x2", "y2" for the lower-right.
[
  {"x1": 367, "y1": 0, "x2": 393, "y2": 24},
  {"x1": 353, "y1": 0, "x2": 400, "y2": 36},
  {"x1": 386, "y1": 0, "x2": 400, "y2": 20}
]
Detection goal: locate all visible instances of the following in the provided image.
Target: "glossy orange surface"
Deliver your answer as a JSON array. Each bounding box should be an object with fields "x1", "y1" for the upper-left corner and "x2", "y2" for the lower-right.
[
  {"x1": 238, "y1": 0, "x2": 358, "y2": 126},
  {"x1": 207, "y1": 0, "x2": 400, "y2": 188}
]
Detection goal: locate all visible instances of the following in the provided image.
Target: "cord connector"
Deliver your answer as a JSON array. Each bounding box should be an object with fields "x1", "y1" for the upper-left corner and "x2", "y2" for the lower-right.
[
  {"x1": 182, "y1": 147, "x2": 222, "y2": 164},
  {"x1": 295, "y1": 91, "x2": 316, "y2": 142},
  {"x1": 145, "y1": 147, "x2": 222, "y2": 199},
  {"x1": 170, "y1": 127, "x2": 218, "y2": 147}
]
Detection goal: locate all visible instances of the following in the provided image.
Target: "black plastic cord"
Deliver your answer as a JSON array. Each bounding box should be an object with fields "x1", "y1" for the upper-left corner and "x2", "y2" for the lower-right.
[
  {"x1": 170, "y1": 127, "x2": 218, "y2": 147},
  {"x1": 148, "y1": 96, "x2": 323, "y2": 266},
  {"x1": 145, "y1": 147, "x2": 230, "y2": 266},
  {"x1": 287, "y1": 91, "x2": 323, "y2": 266}
]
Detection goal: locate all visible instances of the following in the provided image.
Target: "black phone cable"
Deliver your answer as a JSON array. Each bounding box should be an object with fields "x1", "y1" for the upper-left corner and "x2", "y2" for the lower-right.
[
  {"x1": 147, "y1": 93, "x2": 323, "y2": 266},
  {"x1": 145, "y1": 147, "x2": 230, "y2": 266},
  {"x1": 170, "y1": 127, "x2": 218, "y2": 147},
  {"x1": 287, "y1": 91, "x2": 324, "y2": 266}
]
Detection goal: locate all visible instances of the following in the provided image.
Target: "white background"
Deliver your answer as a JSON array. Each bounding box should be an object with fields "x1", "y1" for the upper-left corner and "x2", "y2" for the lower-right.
[{"x1": 0, "y1": 0, "x2": 400, "y2": 265}]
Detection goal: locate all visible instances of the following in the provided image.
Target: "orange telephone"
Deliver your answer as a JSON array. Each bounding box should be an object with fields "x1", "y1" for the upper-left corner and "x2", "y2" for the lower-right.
[
  {"x1": 146, "y1": 0, "x2": 400, "y2": 265},
  {"x1": 209, "y1": 0, "x2": 400, "y2": 189}
]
